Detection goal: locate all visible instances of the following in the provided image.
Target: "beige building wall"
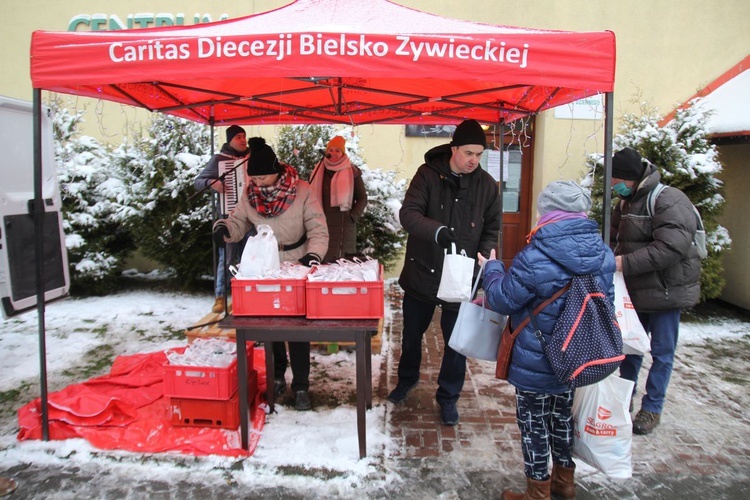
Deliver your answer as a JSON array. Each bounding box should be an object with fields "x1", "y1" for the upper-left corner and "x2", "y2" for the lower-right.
[
  {"x1": 3, "y1": 1, "x2": 748, "y2": 287},
  {"x1": 716, "y1": 145, "x2": 750, "y2": 310}
]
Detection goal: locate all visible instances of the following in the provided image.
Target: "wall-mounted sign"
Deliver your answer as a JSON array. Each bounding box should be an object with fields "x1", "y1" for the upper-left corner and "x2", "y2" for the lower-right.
[{"x1": 553, "y1": 94, "x2": 604, "y2": 120}]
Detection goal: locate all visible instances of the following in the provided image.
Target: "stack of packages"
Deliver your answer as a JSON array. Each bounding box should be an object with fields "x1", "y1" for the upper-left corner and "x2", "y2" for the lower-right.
[
  {"x1": 231, "y1": 257, "x2": 384, "y2": 319},
  {"x1": 305, "y1": 258, "x2": 383, "y2": 319},
  {"x1": 164, "y1": 338, "x2": 257, "y2": 429}
]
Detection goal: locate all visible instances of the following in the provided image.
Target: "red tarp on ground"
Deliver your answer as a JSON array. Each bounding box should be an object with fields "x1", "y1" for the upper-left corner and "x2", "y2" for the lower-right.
[
  {"x1": 17, "y1": 346, "x2": 266, "y2": 458},
  {"x1": 30, "y1": 0, "x2": 615, "y2": 126}
]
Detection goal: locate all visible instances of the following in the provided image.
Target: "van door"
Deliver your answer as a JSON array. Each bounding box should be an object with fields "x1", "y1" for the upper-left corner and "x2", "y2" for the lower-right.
[{"x1": 0, "y1": 95, "x2": 69, "y2": 318}]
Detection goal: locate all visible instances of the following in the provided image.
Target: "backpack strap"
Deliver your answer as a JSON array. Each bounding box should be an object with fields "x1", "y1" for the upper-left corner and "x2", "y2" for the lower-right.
[
  {"x1": 516, "y1": 282, "x2": 571, "y2": 343},
  {"x1": 646, "y1": 182, "x2": 667, "y2": 218}
]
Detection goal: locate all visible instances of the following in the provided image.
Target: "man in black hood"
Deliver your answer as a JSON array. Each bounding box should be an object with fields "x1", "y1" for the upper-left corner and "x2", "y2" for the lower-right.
[
  {"x1": 389, "y1": 119, "x2": 501, "y2": 426},
  {"x1": 194, "y1": 125, "x2": 249, "y2": 313}
]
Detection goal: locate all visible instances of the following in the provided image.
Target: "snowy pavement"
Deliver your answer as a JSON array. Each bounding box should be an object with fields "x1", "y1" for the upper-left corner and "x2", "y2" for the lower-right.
[{"x1": 1, "y1": 283, "x2": 749, "y2": 498}]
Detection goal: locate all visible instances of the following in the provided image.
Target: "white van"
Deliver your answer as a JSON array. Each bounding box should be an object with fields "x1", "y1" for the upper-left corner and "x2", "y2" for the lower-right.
[{"x1": 0, "y1": 95, "x2": 69, "y2": 318}]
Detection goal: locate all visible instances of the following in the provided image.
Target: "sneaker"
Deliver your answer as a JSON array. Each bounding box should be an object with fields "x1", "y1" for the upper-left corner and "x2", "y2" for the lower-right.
[
  {"x1": 273, "y1": 378, "x2": 287, "y2": 401},
  {"x1": 294, "y1": 390, "x2": 312, "y2": 411},
  {"x1": 387, "y1": 380, "x2": 419, "y2": 404},
  {"x1": 211, "y1": 297, "x2": 225, "y2": 313},
  {"x1": 633, "y1": 410, "x2": 660, "y2": 435},
  {"x1": 439, "y1": 401, "x2": 460, "y2": 426}
]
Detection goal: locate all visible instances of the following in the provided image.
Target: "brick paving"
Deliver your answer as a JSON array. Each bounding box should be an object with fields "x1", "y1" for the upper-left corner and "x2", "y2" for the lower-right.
[{"x1": 380, "y1": 284, "x2": 750, "y2": 498}]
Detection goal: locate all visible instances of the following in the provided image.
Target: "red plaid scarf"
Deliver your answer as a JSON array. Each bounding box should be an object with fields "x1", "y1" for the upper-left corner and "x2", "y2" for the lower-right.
[{"x1": 247, "y1": 163, "x2": 299, "y2": 217}]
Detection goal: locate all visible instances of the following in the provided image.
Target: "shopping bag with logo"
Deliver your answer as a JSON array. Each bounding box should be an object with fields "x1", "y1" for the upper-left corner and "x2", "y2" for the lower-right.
[
  {"x1": 238, "y1": 224, "x2": 281, "y2": 278},
  {"x1": 449, "y1": 263, "x2": 507, "y2": 361},
  {"x1": 528, "y1": 274, "x2": 624, "y2": 388},
  {"x1": 571, "y1": 374, "x2": 635, "y2": 479},
  {"x1": 436, "y1": 242, "x2": 475, "y2": 303},
  {"x1": 613, "y1": 271, "x2": 650, "y2": 355}
]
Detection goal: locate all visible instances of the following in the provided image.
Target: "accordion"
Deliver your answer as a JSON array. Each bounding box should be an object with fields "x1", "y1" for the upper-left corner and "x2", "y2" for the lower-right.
[{"x1": 218, "y1": 158, "x2": 247, "y2": 215}]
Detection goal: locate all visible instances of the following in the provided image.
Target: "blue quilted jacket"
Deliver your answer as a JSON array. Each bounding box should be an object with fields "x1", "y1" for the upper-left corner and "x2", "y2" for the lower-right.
[{"x1": 482, "y1": 218, "x2": 616, "y2": 394}]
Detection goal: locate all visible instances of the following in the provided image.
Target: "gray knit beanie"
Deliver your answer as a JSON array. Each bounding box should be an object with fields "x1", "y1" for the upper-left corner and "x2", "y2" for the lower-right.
[{"x1": 537, "y1": 180, "x2": 592, "y2": 215}]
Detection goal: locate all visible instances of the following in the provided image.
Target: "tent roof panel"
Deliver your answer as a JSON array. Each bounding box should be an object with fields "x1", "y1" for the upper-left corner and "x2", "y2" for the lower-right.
[{"x1": 30, "y1": 0, "x2": 615, "y2": 125}]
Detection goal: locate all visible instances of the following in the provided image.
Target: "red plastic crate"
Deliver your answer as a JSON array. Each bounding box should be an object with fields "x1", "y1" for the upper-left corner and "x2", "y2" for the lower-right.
[
  {"x1": 170, "y1": 369, "x2": 258, "y2": 429},
  {"x1": 305, "y1": 265, "x2": 384, "y2": 319},
  {"x1": 163, "y1": 345, "x2": 254, "y2": 400},
  {"x1": 231, "y1": 276, "x2": 307, "y2": 316}
]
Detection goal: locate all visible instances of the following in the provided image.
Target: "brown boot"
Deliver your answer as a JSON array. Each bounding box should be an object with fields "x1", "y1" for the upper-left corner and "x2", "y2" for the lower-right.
[
  {"x1": 501, "y1": 477, "x2": 551, "y2": 500},
  {"x1": 551, "y1": 464, "x2": 576, "y2": 499},
  {"x1": 211, "y1": 296, "x2": 225, "y2": 313}
]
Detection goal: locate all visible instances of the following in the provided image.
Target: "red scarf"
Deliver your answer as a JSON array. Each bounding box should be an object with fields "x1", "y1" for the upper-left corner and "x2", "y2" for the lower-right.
[{"x1": 247, "y1": 163, "x2": 299, "y2": 217}]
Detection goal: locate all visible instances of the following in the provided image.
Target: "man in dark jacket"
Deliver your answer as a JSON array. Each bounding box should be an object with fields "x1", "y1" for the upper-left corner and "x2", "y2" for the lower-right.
[
  {"x1": 389, "y1": 119, "x2": 501, "y2": 426},
  {"x1": 610, "y1": 147, "x2": 701, "y2": 435},
  {"x1": 194, "y1": 125, "x2": 249, "y2": 313}
]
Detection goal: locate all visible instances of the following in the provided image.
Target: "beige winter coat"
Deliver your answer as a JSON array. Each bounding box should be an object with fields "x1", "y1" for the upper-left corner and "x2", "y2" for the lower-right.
[{"x1": 218, "y1": 181, "x2": 329, "y2": 263}]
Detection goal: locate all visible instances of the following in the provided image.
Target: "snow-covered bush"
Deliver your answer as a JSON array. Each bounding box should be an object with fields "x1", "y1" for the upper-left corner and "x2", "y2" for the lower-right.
[
  {"x1": 119, "y1": 114, "x2": 214, "y2": 288},
  {"x1": 50, "y1": 97, "x2": 137, "y2": 295},
  {"x1": 584, "y1": 100, "x2": 730, "y2": 302}
]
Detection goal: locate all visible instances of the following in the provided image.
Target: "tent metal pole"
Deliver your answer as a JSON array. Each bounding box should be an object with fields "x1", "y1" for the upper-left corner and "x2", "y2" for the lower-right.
[
  {"x1": 497, "y1": 121, "x2": 505, "y2": 259},
  {"x1": 602, "y1": 92, "x2": 614, "y2": 243},
  {"x1": 33, "y1": 88, "x2": 50, "y2": 441}
]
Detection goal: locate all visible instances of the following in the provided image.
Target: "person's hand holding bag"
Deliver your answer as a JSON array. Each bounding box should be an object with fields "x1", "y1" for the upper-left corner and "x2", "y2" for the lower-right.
[
  {"x1": 436, "y1": 227, "x2": 458, "y2": 248},
  {"x1": 298, "y1": 253, "x2": 320, "y2": 267},
  {"x1": 212, "y1": 222, "x2": 229, "y2": 246}
]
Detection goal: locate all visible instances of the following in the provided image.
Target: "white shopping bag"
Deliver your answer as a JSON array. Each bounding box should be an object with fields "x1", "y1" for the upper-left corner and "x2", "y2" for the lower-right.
[
  {"x1": 572, "y1": 374, "x2": 635, "y2": 479},
  {"x1": 238, "y1": 225, "x2": 281, "y2": 278},
  {"x1": 449, "y1": 262, "x2": 508, "y2": 361},
  {"x1": 436, "y1": 243, "x2": 475, "y2": 303},
  {"x1": 613, "y1": 271, "x2": 650, "y2": 355}
]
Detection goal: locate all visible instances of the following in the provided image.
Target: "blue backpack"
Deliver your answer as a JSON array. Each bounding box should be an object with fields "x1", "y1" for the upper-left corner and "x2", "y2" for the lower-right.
[{"x1": 528, "y1": 274, "x2": 624, "y2": 388}]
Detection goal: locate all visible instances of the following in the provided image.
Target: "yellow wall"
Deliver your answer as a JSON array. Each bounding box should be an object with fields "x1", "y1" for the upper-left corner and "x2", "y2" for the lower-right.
[{"x1": 716, "y1": 144, "x2": 750, "y2": 310}]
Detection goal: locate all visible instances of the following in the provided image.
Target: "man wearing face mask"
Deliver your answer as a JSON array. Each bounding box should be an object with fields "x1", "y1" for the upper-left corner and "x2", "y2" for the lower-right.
[{"x1": 610, "y1": 147, "x2": 701, "y2": 436}]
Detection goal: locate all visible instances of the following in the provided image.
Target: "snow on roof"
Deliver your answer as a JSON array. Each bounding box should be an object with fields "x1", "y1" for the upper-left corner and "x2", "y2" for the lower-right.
[
  {"x1": 661, "y1": 55, "x2": 750, "y2": 137},
  {"x1": 700, "y1": 68, "x2": 750, "y2": 136}
]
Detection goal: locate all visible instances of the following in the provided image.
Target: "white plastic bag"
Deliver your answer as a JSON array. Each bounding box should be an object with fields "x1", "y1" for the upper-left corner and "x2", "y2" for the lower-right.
[
  {"x1": 238, "y1": 224, "x2": 281, "y2": 278},
  {"x1": 572, "y1": 374, "x2": 635, "y2": 479},
  {"x1": 613, "y1": 271, "x2": 650, "y2": 355},
  {"x1": 449, "y1": 262, "x2": 507, "y2": 361},
  {"x1": 436, "y1": 242, "x2": 475, "y2": 303}
]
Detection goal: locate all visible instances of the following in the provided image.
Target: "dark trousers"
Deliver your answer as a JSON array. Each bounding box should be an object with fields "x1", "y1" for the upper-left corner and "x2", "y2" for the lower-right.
[
  {"x1": 272, "y1": 341, "x2": 310, "y2": 392},
  {"x1": 397, "y1": 293, "x2": 464, "y2": 404},
  {"x1": 515, "y1": 389, "x2": 576, "y2": 481},
  {"x1": 619, "y1": 309, "x2": 681, "y2": 414}
]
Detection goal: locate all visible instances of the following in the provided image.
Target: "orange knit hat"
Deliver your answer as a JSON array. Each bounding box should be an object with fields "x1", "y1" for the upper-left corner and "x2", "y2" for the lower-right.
[{"x1": 326, "y1": 136, "x2": 346, "y2": 152}]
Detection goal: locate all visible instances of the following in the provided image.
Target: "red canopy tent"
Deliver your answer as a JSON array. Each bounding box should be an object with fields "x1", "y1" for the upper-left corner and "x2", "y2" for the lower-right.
[
  {"x1": 31, "y1": 0, "x2": 615, "y2": 126},
  {"x1": 28, "y1": 0, "x2": 618, "y2": 440}
]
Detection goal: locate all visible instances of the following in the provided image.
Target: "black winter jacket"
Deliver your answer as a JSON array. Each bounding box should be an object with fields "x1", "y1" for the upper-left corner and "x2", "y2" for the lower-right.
[
  {"x1": 610, "y1": 163, "x2": 701, "y2": 311},
  {"x1": 398, "y1": 144, "x2": 501, "y2": 310}
]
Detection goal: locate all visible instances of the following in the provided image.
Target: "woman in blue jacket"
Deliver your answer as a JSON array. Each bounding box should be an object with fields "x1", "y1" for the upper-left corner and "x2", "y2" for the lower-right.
[{"x1": 479, "y1": 180, "x2": 616, "y2": 500}]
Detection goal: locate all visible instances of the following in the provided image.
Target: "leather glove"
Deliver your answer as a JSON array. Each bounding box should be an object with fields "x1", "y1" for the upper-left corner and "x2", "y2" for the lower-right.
[
  {"x1": 212, "y1": 224, "x2": 230, "y2": 246},
  {"x1": 298, "y1": 253, "x2": 319, "y2": 267},
  {"x1": 436, "y1": 227, "x2": 458, "y2": 249}
]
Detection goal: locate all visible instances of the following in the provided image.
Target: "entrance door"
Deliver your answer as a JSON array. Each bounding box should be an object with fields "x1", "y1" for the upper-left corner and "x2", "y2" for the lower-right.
[{"x1": 486, "y1": 120, "x2": 534, "y2": 268}]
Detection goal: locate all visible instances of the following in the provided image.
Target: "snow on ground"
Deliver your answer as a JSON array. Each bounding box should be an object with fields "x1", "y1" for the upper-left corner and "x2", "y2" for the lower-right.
[{"x1": 1, "y1": 276, "x2": 749, "y2": 497}]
